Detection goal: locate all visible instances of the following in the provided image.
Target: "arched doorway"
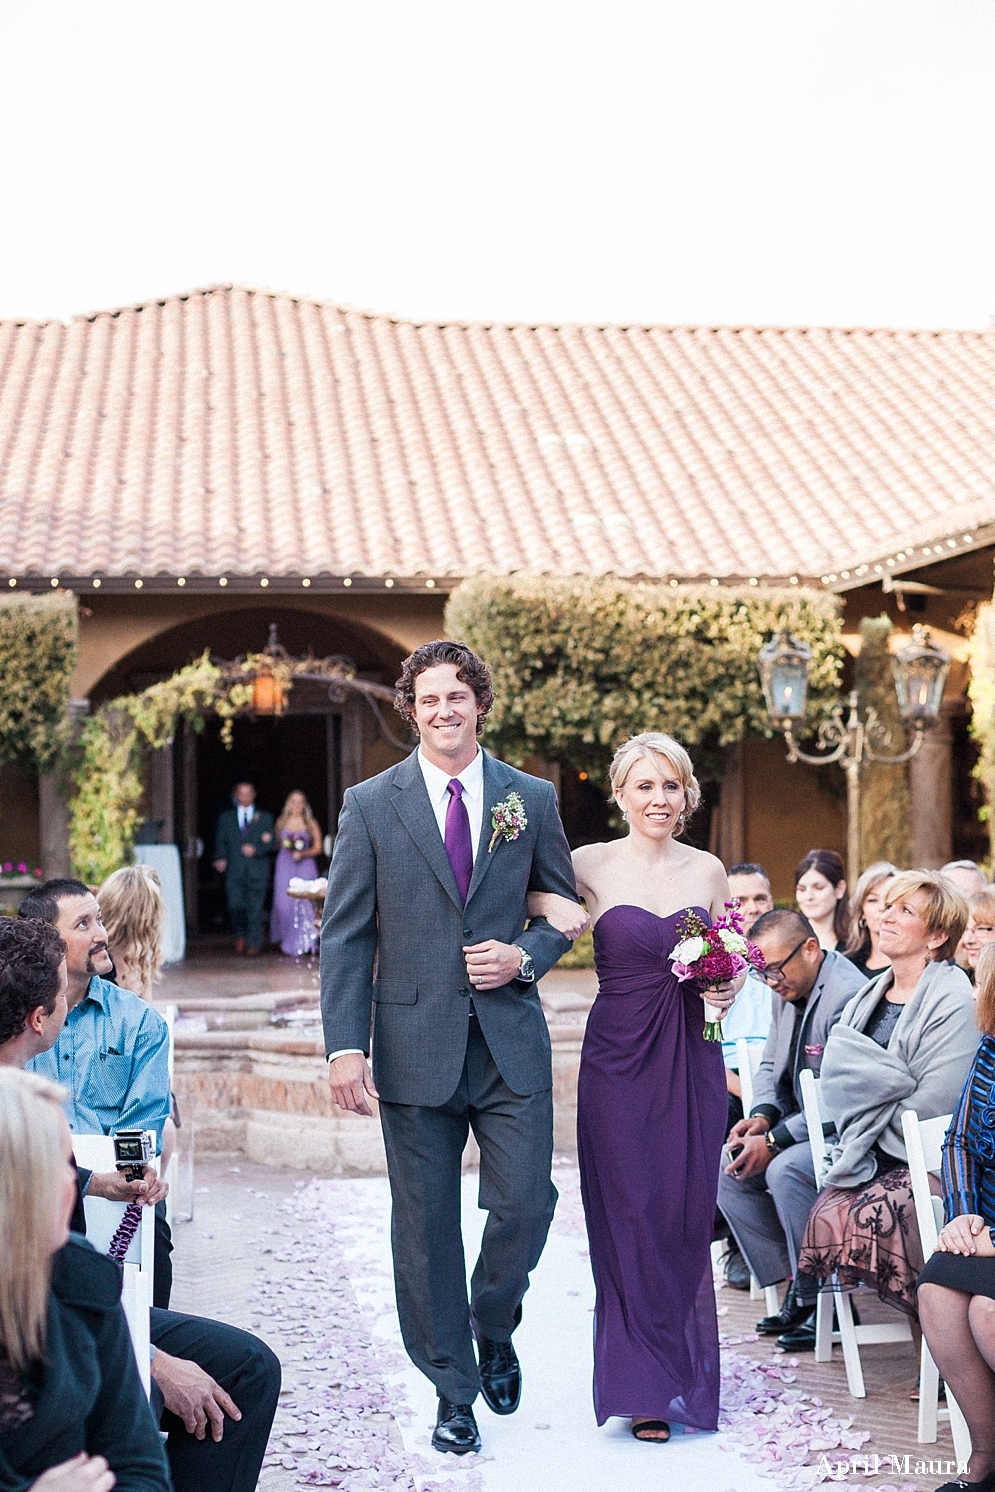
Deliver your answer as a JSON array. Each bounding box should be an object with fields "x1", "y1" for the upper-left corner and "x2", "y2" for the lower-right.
[{"x1": 89, "y1": 607, "x2": 407, "y2": 935}]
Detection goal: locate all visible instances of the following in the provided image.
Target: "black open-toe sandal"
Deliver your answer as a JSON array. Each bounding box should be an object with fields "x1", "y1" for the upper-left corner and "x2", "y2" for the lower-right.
[{"x1": 631, "y1": 1419, "x2": 671, "y2": 1443}]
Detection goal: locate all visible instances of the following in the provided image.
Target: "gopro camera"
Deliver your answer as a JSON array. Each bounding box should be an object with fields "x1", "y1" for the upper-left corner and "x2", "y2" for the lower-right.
[{"x1": 112, "y1": 1129, "x2": 155, "y2": 1182}]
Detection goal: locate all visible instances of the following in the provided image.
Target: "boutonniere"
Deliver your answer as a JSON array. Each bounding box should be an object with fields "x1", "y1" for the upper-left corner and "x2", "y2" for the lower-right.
[{"x1": 488, "y1": 792, "x2": 528, "y2": 853}]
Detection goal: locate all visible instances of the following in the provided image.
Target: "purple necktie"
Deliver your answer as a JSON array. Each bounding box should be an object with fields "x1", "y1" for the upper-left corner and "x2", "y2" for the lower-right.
[{"x1": 444, "y1": 779, "x2": 474, "y2": 904}]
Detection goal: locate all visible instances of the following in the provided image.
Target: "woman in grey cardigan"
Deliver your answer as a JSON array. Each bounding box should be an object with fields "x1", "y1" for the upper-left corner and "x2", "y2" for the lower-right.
[{"x1": 796, "y1": 870, "x2": 978, "y2": 1322}]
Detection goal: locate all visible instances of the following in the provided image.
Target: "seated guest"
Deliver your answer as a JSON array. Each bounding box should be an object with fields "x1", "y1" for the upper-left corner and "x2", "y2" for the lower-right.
[
  {"x1": 20, "y1": 879, "x2": 173, "y2": 1305},
  {"x1": 844, "y1": 861, "x2": 897, "y2": 979},
  {"x1": 797, "y1": 870, "x2": 977, "y2": 1335},
  {"x1": 98, "y1": 864, "x2": 166, "y2": 999},
  {"x1": 716, "y1": 909, "x2": 865, "y2": 1339},
  {"x1": 0, "y1": 916, "x2": 166, "y2": 1215},
  {"x1": 718, "y1": 862, "x2": 775, "y2": 1289},
  {"x1": 795, "y1": 848, "x2": 850, "y2": 952},
  {"x1": 941, "y1": 860, "x2": 989, "y2": 897},
  {"x1": 942, "y1": 862, "x2": 990, "y2": 970},
  {"x1": 0, "y1": 917, "x2": 282, "y2": 1492},
  {"x1": 722, "y1": 863, "x2": 775, "y2": 1119},
  {"x1": 0, "y1": 1065, "x2": 171, "y2": 1490},
  {"x1": 961, "y1": 887, "x2": 995, "y2": 982},
  {"x1": 919, "y1": 941, "x2": 995, "y2": 1492},
  {"x1": 98, "y1": 864, "x2": 178, "y2": 1172}
]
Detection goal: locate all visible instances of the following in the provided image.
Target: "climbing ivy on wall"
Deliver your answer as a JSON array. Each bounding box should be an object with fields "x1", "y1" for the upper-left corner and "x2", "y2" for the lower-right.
[
  {"x1": 969, "y1": 601, "x2": 995, "y2": 859},
  {"x1": 0, "y1": 593, "x2": 78, "y2": 773},
  {"x1": 68, "y1": 655, "x2": 260, "y2": 885}
]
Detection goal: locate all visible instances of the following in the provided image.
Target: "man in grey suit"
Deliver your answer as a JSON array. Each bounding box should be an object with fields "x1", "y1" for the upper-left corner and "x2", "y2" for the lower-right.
[
  {"x1": 320, "y1": 640, "x2": 582, "y2": 1455},
  {"x1": 717, "y1": 908, "x2": 865, "y2": 1349}
]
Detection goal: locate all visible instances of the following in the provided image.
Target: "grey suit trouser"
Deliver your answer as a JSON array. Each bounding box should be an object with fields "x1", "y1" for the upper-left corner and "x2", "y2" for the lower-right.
[
  {"x1": 716, "y1": 1145, "x2": 819, "y2": 1289},
  {"x1": 378, "y1": 1013, "x2": 557, "y2": 1405}
]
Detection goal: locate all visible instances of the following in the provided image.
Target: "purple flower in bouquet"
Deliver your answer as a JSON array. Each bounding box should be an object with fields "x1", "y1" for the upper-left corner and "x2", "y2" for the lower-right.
[
  {"x1": 16, "y1": 863, "x2": 26, "y2": 874},
  {"x1": 669, "y1": 903, "x2": 766, "y2": 1040}
]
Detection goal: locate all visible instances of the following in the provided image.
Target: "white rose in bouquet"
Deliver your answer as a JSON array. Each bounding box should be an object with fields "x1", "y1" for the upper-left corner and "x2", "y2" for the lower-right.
[{"x1": 670, "y1": 935, "x2": 706, "y2": 966}]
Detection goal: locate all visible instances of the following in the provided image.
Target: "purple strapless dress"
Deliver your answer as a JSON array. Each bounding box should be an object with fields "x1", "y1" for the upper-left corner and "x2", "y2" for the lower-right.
[{"x1": 577, "y1": 904, "x2": 727, "y2": 1429}]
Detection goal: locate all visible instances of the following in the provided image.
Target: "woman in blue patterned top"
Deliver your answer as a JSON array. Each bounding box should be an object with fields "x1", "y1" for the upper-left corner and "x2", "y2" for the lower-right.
[{"x1": 919, "y1": 940, "x2": 995, "y2": 1492}]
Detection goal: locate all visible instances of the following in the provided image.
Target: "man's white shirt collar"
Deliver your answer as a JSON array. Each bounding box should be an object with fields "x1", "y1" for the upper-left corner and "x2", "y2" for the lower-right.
[
  {"x1": 417, "y1": 746, "x2": 484, "y2": 857},
  {"x1": 417, "y1": 745, "x2": 483, "y2": 803}
]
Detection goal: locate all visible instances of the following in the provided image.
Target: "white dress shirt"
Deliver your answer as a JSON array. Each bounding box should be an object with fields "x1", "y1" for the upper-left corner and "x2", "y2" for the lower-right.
[
  {"x1": 416, "y1": 745, "x2": 484, "y2": 858},
  {"x1": 327, "y1": 746, "x2": 489, "y2": 1064},
  {"x1": 237, "y1": 803, "x2": 255, "y2": 830}
]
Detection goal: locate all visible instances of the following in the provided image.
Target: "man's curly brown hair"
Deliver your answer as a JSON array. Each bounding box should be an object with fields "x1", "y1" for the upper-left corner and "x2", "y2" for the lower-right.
[
  {"x1": 0, "y1": 919, "x2": 67, "y2": 1046},
  {"x1": 394, "y1": 640, "x2": 495, "y2": 736}
]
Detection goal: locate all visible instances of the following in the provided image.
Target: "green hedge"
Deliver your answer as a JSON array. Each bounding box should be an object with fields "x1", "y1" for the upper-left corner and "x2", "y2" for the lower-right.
[
  {"x1": 446, "y1": 575, "x2": 843, "y2": 782},
  {"x1": 0, "y1": 593, "x2": 78, "y2": 773}
]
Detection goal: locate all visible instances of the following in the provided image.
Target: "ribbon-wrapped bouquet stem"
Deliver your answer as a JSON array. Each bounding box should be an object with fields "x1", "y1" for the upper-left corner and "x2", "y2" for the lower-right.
[{"x1": 669, "y1": 903, "x2": 766, "y2": 1041}]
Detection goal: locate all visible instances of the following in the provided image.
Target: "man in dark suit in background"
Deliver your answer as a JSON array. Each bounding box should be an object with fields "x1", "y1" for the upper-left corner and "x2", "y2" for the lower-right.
[{"x1": 212, "y1": 783, "x2": 275, "y2": 955}]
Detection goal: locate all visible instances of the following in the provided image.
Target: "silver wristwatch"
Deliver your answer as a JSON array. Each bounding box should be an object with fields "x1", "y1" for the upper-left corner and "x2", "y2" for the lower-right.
[{"x1": 515, "y1": 946, "x2": 535, "y2": 981}]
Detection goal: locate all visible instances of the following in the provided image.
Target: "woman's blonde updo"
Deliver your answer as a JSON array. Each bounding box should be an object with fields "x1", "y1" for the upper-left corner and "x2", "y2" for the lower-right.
[{"x1": 608, "y1": 733, "x2": 701, "y2": 828}]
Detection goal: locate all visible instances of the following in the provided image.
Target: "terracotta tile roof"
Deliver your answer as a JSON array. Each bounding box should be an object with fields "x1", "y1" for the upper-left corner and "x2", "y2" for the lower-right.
[{"x1": 1, "y1": 283, "x2": 993, "y2": 588}]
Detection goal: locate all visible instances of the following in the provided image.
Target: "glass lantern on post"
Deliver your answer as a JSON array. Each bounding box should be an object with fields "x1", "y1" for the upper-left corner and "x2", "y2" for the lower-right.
[
  {"x1": 758, "y1": 630, "x2": 813, "y2": 725},
  {"x1": 757, "y1": 624, "x2": 950, "y2": 891},
  {"x1": 893, "y1": 624, "x2": 951, "y2": 727}
]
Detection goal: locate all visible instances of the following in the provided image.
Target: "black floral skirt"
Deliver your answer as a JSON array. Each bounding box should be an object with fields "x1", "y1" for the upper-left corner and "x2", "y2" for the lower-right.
[{"x1": 797, "y1": 1167, "x2": 925, "y2": 1321}]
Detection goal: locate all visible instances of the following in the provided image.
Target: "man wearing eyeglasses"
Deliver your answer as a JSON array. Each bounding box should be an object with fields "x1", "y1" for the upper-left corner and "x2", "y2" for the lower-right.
[{"x1": 716, "y1": 908, "x2": 865, "y2": 1349}]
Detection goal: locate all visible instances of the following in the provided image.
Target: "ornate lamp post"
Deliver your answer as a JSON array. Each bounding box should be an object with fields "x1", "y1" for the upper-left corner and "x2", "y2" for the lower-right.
[{"x1": 758, "y1": 624, "x2": 951, "y2": 888}]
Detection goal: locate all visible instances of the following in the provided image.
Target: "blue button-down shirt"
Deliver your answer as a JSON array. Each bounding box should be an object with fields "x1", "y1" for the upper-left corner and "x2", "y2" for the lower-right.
[
  {"x1": 721, "y1": 970, "x2": 774, "y2": 1068},
  {"x1": 28, "y1": 975, "x2": 170, "y2": 1147}
]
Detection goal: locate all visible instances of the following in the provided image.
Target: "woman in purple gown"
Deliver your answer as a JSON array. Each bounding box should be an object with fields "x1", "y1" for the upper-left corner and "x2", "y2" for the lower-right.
[
  {"x1": 534, "y1": 732, "x2": 738, "y2": 1442},
  {"x1": 269, "y1": 790, "x2": 323, "y2": 955}
]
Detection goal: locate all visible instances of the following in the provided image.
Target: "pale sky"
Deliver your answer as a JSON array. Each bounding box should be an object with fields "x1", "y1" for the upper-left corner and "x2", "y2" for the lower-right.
[{"x1": 1, "y1": 0, "x2": 993, "y2": 329}]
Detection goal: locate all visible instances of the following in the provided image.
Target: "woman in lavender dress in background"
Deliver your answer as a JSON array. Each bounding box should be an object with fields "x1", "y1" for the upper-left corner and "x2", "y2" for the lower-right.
[
  {"x1": 534, "y1": 732, "x2": 739, "y2": 1443},
  {"x1": 269, "y1": 790, "x2": 323, "y2": 955}
]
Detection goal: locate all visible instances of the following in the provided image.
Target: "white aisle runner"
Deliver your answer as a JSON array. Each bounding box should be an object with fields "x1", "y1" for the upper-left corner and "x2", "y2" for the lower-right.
[{"x1": 332, "y1": 1173, "x2": 774, "y2": 1492}]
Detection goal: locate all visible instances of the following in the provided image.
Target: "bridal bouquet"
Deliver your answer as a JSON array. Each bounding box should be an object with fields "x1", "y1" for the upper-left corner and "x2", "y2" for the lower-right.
[{"x1": 670, "y1": 904, "x2": 766, "y2": 1041}]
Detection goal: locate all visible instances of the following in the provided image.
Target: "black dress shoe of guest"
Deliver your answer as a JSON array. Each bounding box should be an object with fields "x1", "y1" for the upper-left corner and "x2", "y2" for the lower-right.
[
  {"x1": 475, "y1": 1333, "x2": 521, "y2": 1415},
  {"x1": 776, "y1": 1321, "x2": 817, "y2": 1351},
  {"x1": 935, "y1": 1472, "x2": 995, "y2": 1492},
  {"x1": 725, "y1": 1246, "x2": 752, "y2": 1292},
  {"x1": 756, "y1": 1287, "x2": 814, "y2": 1336},
  {"x1": 432, "y1": 1397, "x2": 481, "y2": 1455}
]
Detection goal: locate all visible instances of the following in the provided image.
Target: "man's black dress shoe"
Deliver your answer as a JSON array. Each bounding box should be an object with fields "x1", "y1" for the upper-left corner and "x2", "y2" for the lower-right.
[
  {"x1": 432, "y1": 1397, "x2": 481, "y2": 1455},
  {"x1": 756, "y1": 1288, "x2": 814, "y2": 1336},
  {"x1": 475, "y1": 1333, "x2": 521, "y2": 1415},
  {"x1": 775, "y1": 1298, "x2": 861, "y2": 1351},
  {"x1": 725, "y1": 1246, "x2": 751, "y2": 1292},
  {"x1": 776, "y1": 1321, "x2": 817, "y2": 1351},
  {"x1": 935, "y1": 1472, "x2": 995, "y2": 1492}
]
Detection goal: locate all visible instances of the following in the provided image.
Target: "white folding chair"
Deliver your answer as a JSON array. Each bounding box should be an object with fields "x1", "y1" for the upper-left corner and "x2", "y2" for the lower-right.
[
  {"x1": 902, "y1": 1108, "x2": 972, "y2": 1466},
  {"x1": 800, "y1": 1068, "x2": 912, "y2": 1397},
  {"x1": 735, "y1": 1037, "x2": 780, "y2": 1315},
  {"x1": 72, "y1": 1133, "x2": 156, "y2": 1396}
]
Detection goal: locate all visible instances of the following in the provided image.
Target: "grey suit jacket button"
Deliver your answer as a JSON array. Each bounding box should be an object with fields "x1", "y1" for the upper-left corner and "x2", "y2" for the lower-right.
[
  {"x1": 463, "y1": 928, "x2": 472, "y2": 939},
  {"x1": 459, "y1": 986, "x2": 471, "y2": 997}
]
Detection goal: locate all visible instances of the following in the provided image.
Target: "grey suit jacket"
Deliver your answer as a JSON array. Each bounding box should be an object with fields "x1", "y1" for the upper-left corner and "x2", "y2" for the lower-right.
[
  {"x1": 319, "y1": 749, "x2": 578, "y2": 1106},
  {"x1": 750, "y1": 949, "x2": 867, "y2": 1144}
]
